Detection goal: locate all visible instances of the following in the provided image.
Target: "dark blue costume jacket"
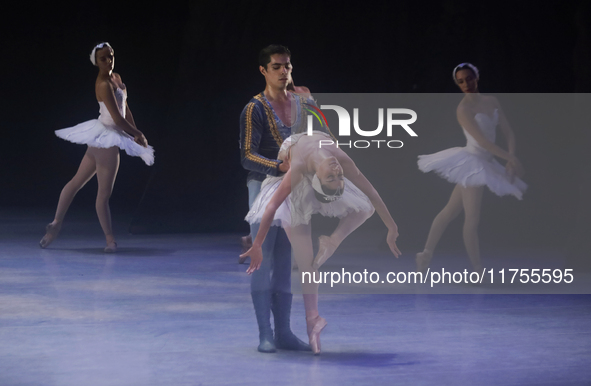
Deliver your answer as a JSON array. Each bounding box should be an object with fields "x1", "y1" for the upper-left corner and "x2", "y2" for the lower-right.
[{"x1": 239, "y1": 92, "x2": 333, "y2": 182}]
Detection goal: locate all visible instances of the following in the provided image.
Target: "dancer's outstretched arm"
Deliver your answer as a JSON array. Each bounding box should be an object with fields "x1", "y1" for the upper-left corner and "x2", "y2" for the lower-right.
[
  {"x1": 339, "y1": 157, "x2": 401, "y2": 257},
  {"x1": 242, "y1": 169, "x2": 303, "y2": 274}
]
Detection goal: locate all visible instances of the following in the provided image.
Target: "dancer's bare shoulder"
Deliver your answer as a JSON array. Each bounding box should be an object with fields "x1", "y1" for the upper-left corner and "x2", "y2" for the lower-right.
[
  {"x1": 112, "y1": 73, "x2": 126, "y2": 90},
  {"x1": 456, "y1": 100, "x2": 472, "y2": 117},
  {"x1": 95, "y1": 79, "x2": 112, "y2": 102}
]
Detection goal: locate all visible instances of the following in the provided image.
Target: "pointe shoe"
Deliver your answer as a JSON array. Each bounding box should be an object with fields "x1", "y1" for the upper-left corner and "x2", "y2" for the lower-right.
[
  {"x1": 39, "y1": 222, "x2": 62, "y2": 249},
  {"x1": 104, "y1": 241, "x2": 118, "y2": 253},
  {"x1": 239, "y1": 235, "x2": 252, "y2": 264},
  {"x1": 306, "y1": 315, "x2": 327, "y2": 355},
  {"x1": 416, "y1": 251, "x2": 432, "y2": 275},
  {"x1": 313, "y1": 236, "x2": 339, "y2": 270}
]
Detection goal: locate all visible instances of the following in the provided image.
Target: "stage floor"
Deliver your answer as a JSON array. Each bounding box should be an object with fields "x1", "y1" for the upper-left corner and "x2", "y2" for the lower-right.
[{"x1": 1, "y1": 211, "x2": 590, "y2": 385}]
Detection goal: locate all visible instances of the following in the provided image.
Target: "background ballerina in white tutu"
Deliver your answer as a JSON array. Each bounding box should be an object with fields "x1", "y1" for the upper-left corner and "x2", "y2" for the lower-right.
[
  {"x1": 40, "y1": 42, "x2": 153, "y2": 252},
  {"x1": 416, "y1": 63, "x2": 526, "y2": 274},
  {"x1": 240, "y1": 131, "x2": 401, "y2": 354}
]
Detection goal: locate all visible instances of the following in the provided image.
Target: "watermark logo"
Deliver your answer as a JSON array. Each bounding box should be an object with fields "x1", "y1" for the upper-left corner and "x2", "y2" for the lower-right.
[
  {"x1": 303, "y1": 103, "x2": 329, "y2": 129},
  {"x1": 305, "y1": 104, "x2": 417, "y2": 149}
]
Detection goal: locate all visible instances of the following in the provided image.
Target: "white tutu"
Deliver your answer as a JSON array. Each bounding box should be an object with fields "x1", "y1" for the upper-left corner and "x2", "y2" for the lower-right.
[
  {"x1": 245, "y1": 132, "x2": 374, "y2": 227},
  {"x1": 418, "y1": 109, "x2": 526, "y2": 199},
  {"x1": 55, "y1": 88, "x2": 154, "y2": 166},
  {"x1": 245, "y1": 175, "x2": 374, "y2": 227}
]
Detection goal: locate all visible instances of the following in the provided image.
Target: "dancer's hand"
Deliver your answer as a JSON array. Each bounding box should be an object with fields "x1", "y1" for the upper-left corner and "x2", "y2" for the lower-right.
[
  {"x1": 507, "y1": 156, "x2": 525, "y2": 180},
  {"x1": 241, "y1": 245, "x2": 263, "y2": 274},
  {"x1": 278, "y1": 156, "x2": 291, "y2": 173},
  {"x1": 134, "y1": 133, "x2": 148, "y2": 147},
  {"x1": 505, "y1": 162, "x2": 516, "y2": 183},
  {"x1": 278, "y1": 149, "x2": 291, "y2": 173},
  {"x1": 387, "y1": 228, "x2": 401, "y2": 258}
]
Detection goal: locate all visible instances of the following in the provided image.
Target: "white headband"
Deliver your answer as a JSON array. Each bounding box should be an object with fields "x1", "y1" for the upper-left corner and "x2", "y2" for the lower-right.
[
  {"x1": 453, "y1": 63, "x2": 479, "y2": 82},
  {"x1": 90, "y1": 42, "x2": 112, "y2": 66},
  {"x1": 311, "y1": 174, "x2": 343, "y2": 202}
]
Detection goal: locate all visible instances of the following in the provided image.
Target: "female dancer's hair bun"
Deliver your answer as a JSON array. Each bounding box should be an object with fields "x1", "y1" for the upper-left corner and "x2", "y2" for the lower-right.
[
  {"x1": 90, "y1": 42, "x2": 113, "y2": 66},
  {"x1": 311, "y1": 174, "x2": 344, "y2": 203},
  {"x1": 453, "y1": 63, "x2": 479, "y2": 82}
]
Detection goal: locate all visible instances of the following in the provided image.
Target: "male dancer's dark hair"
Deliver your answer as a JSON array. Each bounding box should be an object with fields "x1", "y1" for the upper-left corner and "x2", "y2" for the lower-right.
[{"x1": 258, "y1": 44, "x2": 291, "y2": 69}]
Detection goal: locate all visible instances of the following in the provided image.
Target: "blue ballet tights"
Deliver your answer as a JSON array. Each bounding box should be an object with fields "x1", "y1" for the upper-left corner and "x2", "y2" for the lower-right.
[{"x1": 249, "y1": 222, "x2": 292, "y2": 293}]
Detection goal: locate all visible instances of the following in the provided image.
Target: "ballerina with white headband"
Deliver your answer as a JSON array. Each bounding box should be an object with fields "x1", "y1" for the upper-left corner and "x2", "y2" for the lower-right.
[
  {"x1": 40, "y1": 42, "x2": 154, "y2": 252},
  {"x1": 241, "y1": 131, "x2": 401, "y2": 354},
  {"x1": 416, "y1": 63, "x2": 526, "y2": 274}
]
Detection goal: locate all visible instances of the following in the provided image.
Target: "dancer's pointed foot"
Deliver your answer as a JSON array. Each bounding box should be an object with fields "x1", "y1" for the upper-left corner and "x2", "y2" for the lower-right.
[
  {"x1": 313, "y1": 236, "x2": 339, "y2": 270},
  {"x1": 40, "y1": 222, "x2": 62, "y2": 249},
  {"x1": 416, "y1": 250, "x2": 432, "y2": 275},
  {"x1": 306, "y1": 315, "x2": 327, "y2": 355},
  {"x1": 239, "y1": 235, "x2": 252, "y2": 264},
  {"x1": 104, "y1": 241, "x2": 118, "y2": 253}
]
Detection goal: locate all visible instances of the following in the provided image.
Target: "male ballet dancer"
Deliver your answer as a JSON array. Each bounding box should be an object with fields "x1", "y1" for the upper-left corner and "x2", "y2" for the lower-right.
[{"x1": 240, "y1": 44, "x2": 312, "y2": 353}]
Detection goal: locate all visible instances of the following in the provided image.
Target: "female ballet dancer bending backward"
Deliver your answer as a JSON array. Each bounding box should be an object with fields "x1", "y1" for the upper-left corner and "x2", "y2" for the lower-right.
[
  {"x1": 416, "y1": 63, "x2": 526, "y2": 274},
  {"x1": 241, "y1": 131, "x2": 401, "y2": 354},
  {"x1": 40, "y1": 42, "x2": 154, "y2": 252}
]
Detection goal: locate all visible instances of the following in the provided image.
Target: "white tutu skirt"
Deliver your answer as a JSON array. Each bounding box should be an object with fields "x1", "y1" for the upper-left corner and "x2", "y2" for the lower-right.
[
  {"x1": 245, "y1": 175, "x2": 374, "y2": 227},
  {"x1": 55, "y1": 119, "x2": 154, "y2": 166},
  {"x1": 418, "y1": 147, "x2": 527, "y2": 199}
]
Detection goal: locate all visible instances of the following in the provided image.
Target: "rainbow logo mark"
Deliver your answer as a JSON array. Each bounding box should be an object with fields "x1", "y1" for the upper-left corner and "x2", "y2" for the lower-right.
[{"x1": 303, "y1": 103, "x2": 328, "y2": 128}]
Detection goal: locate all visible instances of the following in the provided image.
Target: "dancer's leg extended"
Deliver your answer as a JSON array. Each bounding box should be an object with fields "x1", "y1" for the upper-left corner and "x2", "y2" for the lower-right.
[
  {"x1": 314, "y1": 208, "x2": 375, "y2": 269},
  {"x1": 40, "y1": 148, "x2": 97, "y2": 248},
  {"x1": 291, "y1": 223, "x2": 317, "y2": 296},
  {"x1": 460, "y1": 185, "x2": 484, "y2": 272},
  {"x1": 416, "y1": 185, "x2": 463, "y2": 272},
  {"x1": 55, "y1": 149, "x2": 98, "y2": 223},
  {"x1": 91, "y1": 146, "x2": 120, "y2": 250},
  {"x1": 291, "y1": 223, "x2": 326, "y2": 354}
]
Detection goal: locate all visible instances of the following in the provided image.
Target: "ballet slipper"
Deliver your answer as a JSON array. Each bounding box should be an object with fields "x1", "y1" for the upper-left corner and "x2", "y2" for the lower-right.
[
  {"x1": 39, "y1": 222, "x2": 62, "y2": 249},
  {"x1": 104, "y1": 241, "x2": 118, "y2": 253},
  {"x1": 306, "y1": 315, "x2": 327, "y2": 355},
  {"x1": 416, "y1": 250, "x2": 432, "y2": 275},
  {"x1": 252, "y1": 291, "x2": 276, "y2": 353},
  {"x1": 313, "y1": 236, "x2": 339, "y2": 270},
  {"x1": 272, "y1": 292, "x2": 311, "y2": 351},
  {"x1": 239, "y1": 235, "x2": 252, "y2": 264}
]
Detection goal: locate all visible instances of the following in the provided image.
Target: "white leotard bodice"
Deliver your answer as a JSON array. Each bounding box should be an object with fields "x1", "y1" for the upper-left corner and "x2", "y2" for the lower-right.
[
  {"x1": 98, "y1": 87, "x2": 126, "y2": 126},
  {"x1": 462, "y1": 109, "x2": 498, "y2": 159}
]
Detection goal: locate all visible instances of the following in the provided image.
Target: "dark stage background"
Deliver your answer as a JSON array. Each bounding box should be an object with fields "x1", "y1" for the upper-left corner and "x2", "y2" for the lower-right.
[{"x1": 2, "y1": 1, "x2": 590, "y2": 259}]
